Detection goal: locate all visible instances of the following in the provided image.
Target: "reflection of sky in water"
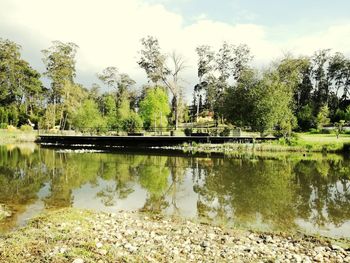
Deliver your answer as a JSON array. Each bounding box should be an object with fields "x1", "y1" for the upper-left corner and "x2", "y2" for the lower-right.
[
  {"x1": 1, "y1": 145, "x2": 350, "y2": 238},
  {"x1": 163, "y1": 169, "x2": 198, "y2": 218},
  {"x1": 296, "y1": 219, "x2": 350, "y2": 238},
  {"x1": 73, "y1": 179, "x2": 148, "y2": 212},
  {"x1": 15, "y1": 183, "x2": 51, "y2": 227}
]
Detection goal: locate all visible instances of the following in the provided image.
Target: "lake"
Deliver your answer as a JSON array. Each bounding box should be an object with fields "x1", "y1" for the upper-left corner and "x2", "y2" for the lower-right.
[{"x1": 1, "y1": 144, "x2": 350, "y2": 238}]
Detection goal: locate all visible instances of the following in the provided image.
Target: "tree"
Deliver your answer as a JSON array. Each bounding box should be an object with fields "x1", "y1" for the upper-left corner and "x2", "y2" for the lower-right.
[
  {"x1": 42, "y1": 41, "x2": 78, "y2": 102},
  {"x1": 0, "y1": 38, "x2": 44, "y2": 126},
  {"x1": 138, "y1": 37, "x2": 185, "y2": 129},
  {"x1": 223, "y1": 69, "x2": 258, "y2": 127},
  {"x1": 335, "y1": 120, "x2": 345, "y2": 139},
  {"x1": 42, "y1": 41, "x2": 78, "y2": 127},
  {"x1": 137, "y1": 36, "x2": 169, "y2": 85},
  {"x1": 224, "y1": 68, "x2": 296, "y2": 136},
  {"x1": 161, "y1": 51, "x2": 186, "y2": 129},
  {"x1": 250, "y1": 71, "x2": 296, "y2": 136},
  {"x1": 139, "y1": 87, "x2": 170, "y2": 131},
  {"x1": 194, "y1": 45, "x2": 215, "y2": 117},
  {"x1": 73, "y1": 99, "x2": 105, "y2": 133},
  {"x1": 312, "y1": 49, "x2": 331, "y2": 109},
  {"x1": 121, "y1": 112, "x2": 143, "y2": 133},
  {"x1": 316, "y1": 105, "x2": 330, "y2": 130}
]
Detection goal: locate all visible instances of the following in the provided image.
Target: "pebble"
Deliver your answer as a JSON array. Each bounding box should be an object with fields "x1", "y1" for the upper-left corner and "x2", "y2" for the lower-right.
[{"x1": 1, "y1": 209, "x2": 349, "y2": 262}]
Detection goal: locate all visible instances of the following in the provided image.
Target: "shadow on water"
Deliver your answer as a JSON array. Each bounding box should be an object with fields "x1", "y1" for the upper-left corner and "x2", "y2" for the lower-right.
[{"x1": 0, "y1": 144, "x2": 350, "y2": 238}]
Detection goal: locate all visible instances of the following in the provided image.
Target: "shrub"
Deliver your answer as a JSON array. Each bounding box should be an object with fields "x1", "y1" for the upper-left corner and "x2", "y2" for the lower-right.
[
  {"x1": 209, "y1": 128, "x2": 218, "y2": 136},
  {"x1": 343, "y1": 143, "x2": 350, "y2": 153},
  {"x1": 0, "y1": 123, "x2": 7, "y2": 129},
  {"x1": 20, "y1": 124, "x2": 33, "y2": 132},
  {"x1": 220, "y1": 127, "x2": 231, "y2": 137},
  {"x1": 121, "y1": 112, "x2": 143, "y2": 133},
  {"x1": 6, "y1": 125, "x2": 17, "y2": 131},
  {"x1": 184, "y1": 128, "x2": 192, "y2": 136}
]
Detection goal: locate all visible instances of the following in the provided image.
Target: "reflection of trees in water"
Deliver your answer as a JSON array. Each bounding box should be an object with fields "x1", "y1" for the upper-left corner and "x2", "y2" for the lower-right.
[
  {"x1": 0, "y1": 145, "x2": 47, "y2": 230},
  {"x1": 193, "y1": 158, "x2": 297, "y2": 230},
  {"x1": 294, "y1": 159, "x2": 350, "y2": 227},
  {"x1": 193, "y1": 156, "x2": 350, "y2": 231},
  {"x1": 1, "y1": 145, "x2": 350, "y2": 233}
]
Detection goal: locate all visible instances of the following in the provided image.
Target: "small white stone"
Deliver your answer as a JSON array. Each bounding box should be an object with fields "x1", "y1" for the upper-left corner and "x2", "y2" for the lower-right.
[{"x1": 96, "y1": 242, "x2": 103, "y2": 249}]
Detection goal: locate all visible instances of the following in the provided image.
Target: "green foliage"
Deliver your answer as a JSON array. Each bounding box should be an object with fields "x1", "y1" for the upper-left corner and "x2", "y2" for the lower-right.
[
  {"x1": 73, "y1": 99, "x2": 106, "y2": 133},
  {"x1": 297, "y1": 104, "x2": 315, "y2": 131},
  {"x1": 184, "y1": 128, "x2": 192, "y2": 136},
  {"x1": 139, "y1": 87, "x2": 170, "y2": 129},
  {"x1": 20, "y1": 124, "x2": 33, "y2": 132},
  {"x1": 42, "y1": 41, "x2": 78, "y2": 101},
  {"x1": 121, "y1": 112, "x2": 143, "y2": 133},
  {"x1": 220, "y1": 127, "x2": 231, "y2": 137},
  {"x1": 138, "y1": 36, "x2": 169, "y2": 85},
  {"x1": 250, "y1": 71, "x2": 296, "y2": 136},
  {"x1": 335, "y1": 120, "x2": 345, "y2": 139},
  {"x1": 316, "y1": 105, "x2": 330, "y2": 130}
]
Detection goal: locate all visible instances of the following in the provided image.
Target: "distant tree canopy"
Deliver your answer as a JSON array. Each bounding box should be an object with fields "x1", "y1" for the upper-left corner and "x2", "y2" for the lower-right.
[{"x1": 1, "y1": 36, "x2": 350, "y2": 135}]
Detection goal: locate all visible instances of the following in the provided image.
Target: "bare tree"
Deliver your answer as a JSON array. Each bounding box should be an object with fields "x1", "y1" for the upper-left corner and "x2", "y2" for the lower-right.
[{"x1": 161, "y1": 51, "x2": 187, "y2": 130}]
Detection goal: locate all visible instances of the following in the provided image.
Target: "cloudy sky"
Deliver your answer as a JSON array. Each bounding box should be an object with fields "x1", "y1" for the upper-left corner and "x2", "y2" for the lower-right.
[{"x1": 1, "y1": 0, "x2": 350, "y2": 98}]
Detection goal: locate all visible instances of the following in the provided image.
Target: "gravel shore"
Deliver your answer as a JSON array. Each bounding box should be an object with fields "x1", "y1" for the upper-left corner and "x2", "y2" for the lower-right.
[{"x1": 0, "y1": 208, "x2": 349, "y2": 262}]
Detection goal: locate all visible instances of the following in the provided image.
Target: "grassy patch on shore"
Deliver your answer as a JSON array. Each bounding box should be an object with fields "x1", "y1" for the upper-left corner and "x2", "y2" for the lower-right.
[
  {"x1": 0, "y1": 129, "x2": 37, "y2": 144},
  {"x1": 179, "y1": 133, "x2": 350, "y2": 154}
]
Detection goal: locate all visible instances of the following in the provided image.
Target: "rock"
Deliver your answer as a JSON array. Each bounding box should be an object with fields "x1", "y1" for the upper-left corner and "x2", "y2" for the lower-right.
[
  {"x1": 314, "y1": 254, "x2": 324, "y2": 262},
  {"x1": 292, "y1": 254, "x2": 302, "y2": 262},
  {"x1": 265, "y1": 235, "x2": 273, "y2": 243},
  {"x1": 124, "y1": 243, "x2": 137, "y2": 253},
  {"x1": 72, "y1": 259, "x2": 84, "y2": 263},
  {"x1": 302, "y1": 256, "x2": 312, "y2": 263},
  {"x1": 59, "y1": 247, "x2": 67, "y2": 254},
  {"x1": 96, "y1": 242, "x2": 103, "y2": 249},
  {"x1": 200, "y1": 241, "x2": 209, "y2": 248},
  {"x1": 331, "y1": 244, "x2": 344, "y2": 252},
  {"x1": 98, "y1": 249, "x2": 107, "y2": 255}
]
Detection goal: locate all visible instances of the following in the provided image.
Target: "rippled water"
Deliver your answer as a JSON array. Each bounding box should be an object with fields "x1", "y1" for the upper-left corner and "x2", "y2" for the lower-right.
[{"x1": 1, "y1": 144, "x2": 350, "y2": 238}]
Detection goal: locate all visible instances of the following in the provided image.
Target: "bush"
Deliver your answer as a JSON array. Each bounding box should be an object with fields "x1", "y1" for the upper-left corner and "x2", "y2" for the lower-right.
[
  {"x1": 6, "y1": 125, "x2": 17, "y2": 131},
  {"x1": 0, "y1": 123, "x2": 7, "y2": 129},
  {"x1": 343, "y1": 143, "x2": 350, "y2": 153},
  {"x1": 20, "y1": 124, "x2": 33, "y2": 132},
  {"x1": 220, "y1": 127, "x2": 231, "y2": 137},
  {"x1": 209, "y1": 128, "x2": 218, "y2": 136},
  {"x1": 121, "y1": 112, "x2": 143, "y2": 133},
  {"x1": 184, "y1": 128, "x2": 192, "y2": 136}
]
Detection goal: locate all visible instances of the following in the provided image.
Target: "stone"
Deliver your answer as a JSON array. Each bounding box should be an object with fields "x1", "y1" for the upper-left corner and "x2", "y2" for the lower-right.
[
  {"x1": 96, "y1": 242, "x2": 103, "y2": 249},
  {"x1": 293, "y1": 254, "x2": 302, "y2": 262},
  {"x1": 331, "y1": 244, "x2": 344, "y2": 252},
  {"x1": 72, "y1": 259, "x2": 84, "y2": 263},
  {"x1": 200, "y1": 241, "x2": 209, "y2": 248},
  {"x1": 314, "y1": 254, "x2": 324, "y2": 262}
]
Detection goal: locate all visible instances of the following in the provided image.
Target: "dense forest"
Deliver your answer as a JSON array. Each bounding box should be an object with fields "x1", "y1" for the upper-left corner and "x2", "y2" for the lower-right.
[{"x1": 1, "y1": 36, "x2": 350, "y2": 136}]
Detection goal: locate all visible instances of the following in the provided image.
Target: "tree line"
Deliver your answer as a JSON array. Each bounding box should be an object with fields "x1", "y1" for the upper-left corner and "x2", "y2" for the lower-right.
[{"x1": 1, "y1": 37, "x2": 350, "y2": 135}]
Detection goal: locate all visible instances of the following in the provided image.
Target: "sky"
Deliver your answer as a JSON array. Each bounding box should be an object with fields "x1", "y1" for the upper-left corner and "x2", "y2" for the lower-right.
[{"x1": 1, "y1": 0, "x2": 350, "y2": 99}]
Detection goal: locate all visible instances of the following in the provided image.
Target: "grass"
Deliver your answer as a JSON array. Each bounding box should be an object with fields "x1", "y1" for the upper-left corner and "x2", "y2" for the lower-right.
[
  {"x1": 0, "y1": 129, "x2": 37, "y2": 144},
  {"x1": 180, "y1": 132, "x2": 350, "y2": 154},
  {"x1": 279, "y1": 133, "x2": 350, "y2": 153}
]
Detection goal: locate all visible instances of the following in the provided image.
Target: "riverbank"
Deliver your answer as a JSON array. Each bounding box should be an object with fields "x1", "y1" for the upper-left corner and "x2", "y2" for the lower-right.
[
  {"x1": 0, "y1": 209, "x2": 349, "y2": 262},
  {"x1": 173, "y1": 133, "x2": 350, "y2": 154},
  {"x1": 0, "y1": 129, "x2": 37, "y2": 144}
]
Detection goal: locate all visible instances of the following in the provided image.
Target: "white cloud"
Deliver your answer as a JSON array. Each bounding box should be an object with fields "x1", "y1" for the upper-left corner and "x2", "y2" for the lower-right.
[{"x1": 1, "y1": 0, "x2": 350, "y2": 100}]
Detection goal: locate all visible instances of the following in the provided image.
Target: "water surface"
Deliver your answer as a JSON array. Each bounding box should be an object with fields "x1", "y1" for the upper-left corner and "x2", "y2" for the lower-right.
[{"x1": 1, "y1": 144, "x2": 350, "y2": 238}]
